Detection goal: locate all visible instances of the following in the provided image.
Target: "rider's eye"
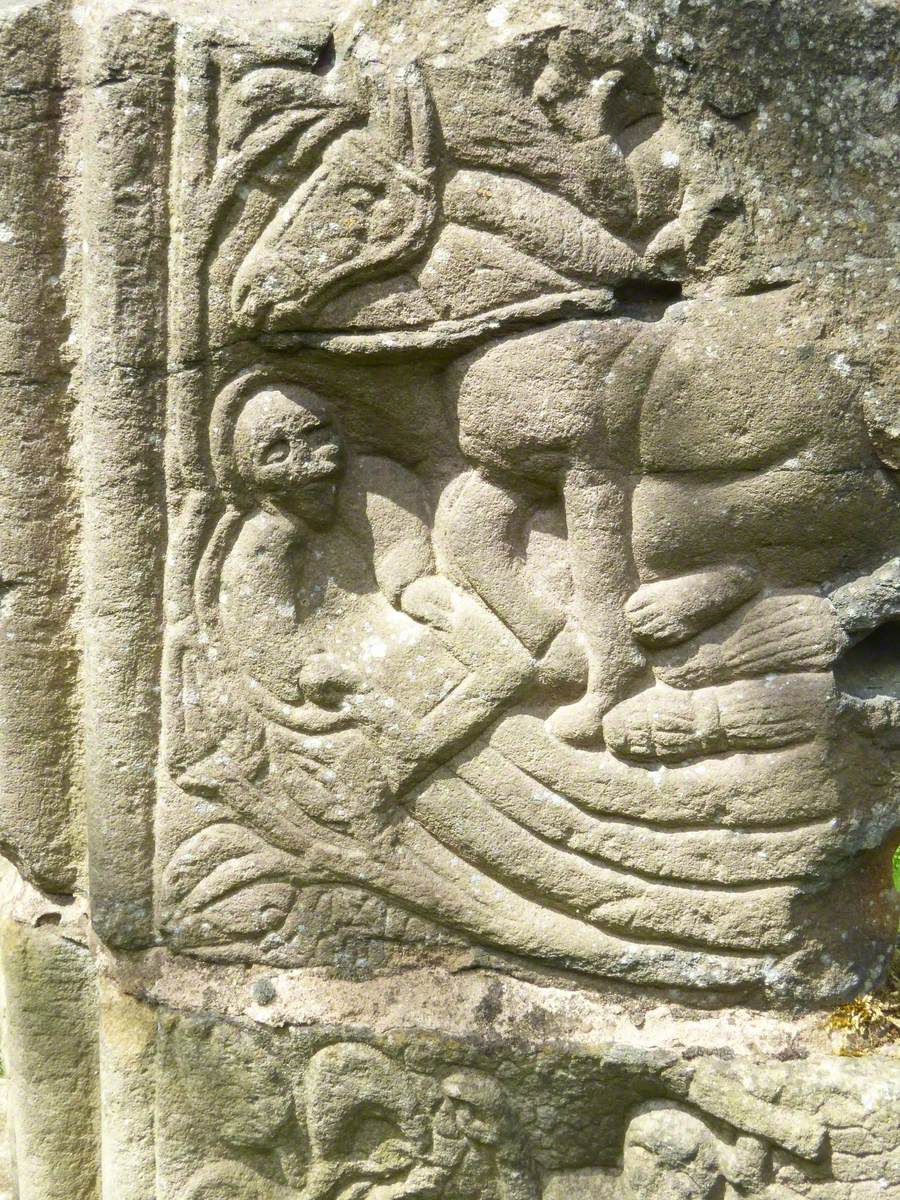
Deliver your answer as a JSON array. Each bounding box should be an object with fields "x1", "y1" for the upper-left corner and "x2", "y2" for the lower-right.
[{"x1": 261, "y1": 438, "x2": 290, "y2": 464}]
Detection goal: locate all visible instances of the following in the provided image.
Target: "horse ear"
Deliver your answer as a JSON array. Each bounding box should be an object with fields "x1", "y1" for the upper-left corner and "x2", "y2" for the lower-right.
[
  {"x1": 396, "y1": 65, "x2": 439, "y2": 175},
  {"x1": 365, "y1": 63, "x2": 437, "y2": 175}
]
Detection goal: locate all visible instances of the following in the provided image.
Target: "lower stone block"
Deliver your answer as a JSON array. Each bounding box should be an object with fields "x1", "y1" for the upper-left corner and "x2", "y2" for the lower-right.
[
  {"x1": 155, "y1": 1014, "x2": 899, "y2": 1200},
  {"x1": 1, "y1": 896, "x2": 897, "y2": 1199}
]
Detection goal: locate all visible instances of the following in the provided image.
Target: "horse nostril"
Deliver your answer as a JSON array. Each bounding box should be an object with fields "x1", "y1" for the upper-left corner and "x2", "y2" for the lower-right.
[{"x1": 231, "y1": 260, "x2": 277, "y2": 327}]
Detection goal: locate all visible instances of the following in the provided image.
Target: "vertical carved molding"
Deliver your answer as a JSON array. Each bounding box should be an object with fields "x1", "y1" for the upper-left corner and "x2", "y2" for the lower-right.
[
  {"x1": 97, "y1": 979, "x2": 157, "y2": 1200},
  {"x1": 78, "y1": 9, "x2": 175, "y2": 947}
]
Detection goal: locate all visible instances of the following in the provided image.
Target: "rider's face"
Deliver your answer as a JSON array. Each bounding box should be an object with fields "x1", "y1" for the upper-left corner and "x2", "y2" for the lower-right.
[{"x1": 234, "y1": 386, "x2": 345, "y2": 526}]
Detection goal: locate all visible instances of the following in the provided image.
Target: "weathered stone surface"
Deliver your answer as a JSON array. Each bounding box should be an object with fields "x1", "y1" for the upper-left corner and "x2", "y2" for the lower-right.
[{"x1": 0, "y1": 0, "x2": 897, "y2": 1193}]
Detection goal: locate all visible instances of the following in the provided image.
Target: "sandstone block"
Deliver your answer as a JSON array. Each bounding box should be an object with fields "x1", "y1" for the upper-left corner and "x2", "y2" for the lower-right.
[{"x1": 0, "y1": 0, "x2": 897, "y2": 1193}]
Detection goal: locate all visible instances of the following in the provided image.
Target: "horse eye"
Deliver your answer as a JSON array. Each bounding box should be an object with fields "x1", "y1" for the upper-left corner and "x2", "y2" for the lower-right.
[{"x1": 261, "y1": 438, "x2": 290, "y2": 464}]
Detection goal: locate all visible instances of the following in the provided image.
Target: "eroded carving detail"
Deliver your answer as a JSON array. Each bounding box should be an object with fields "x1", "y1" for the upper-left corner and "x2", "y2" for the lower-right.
[
  {"x1": 171, "y1": 1033, "x2": 540, "y2": 1200},
  {"x1": 162, "y1": 1019, "x2": 846, "y2": 1200}
]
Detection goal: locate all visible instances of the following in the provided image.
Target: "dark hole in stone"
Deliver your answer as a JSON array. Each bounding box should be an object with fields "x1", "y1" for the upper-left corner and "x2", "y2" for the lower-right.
[
  {"x1": 314, "y1": 33, "x2": 336, "y2": 76},
  {"x1": 613, "y1": 279, "x2": 683, "y2": 306},
  {"x1": 835, "y1": 620, "x2": 900, "y2": 701},
  {"x1": 740, "y1": 279, "x2": 797, "y2": 296},
  {"x1": 36, "y1": 913, "x2": 62, "y2": 928}
]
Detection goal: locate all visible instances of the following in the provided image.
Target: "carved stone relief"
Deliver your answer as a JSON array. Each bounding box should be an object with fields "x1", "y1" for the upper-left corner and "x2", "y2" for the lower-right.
[
  {"x1": 0, "y1": 0, "x2": 898, "y2": 1195},
  {"x1": 145, "y1": 9, "x2": 900, "y2": 1007}
]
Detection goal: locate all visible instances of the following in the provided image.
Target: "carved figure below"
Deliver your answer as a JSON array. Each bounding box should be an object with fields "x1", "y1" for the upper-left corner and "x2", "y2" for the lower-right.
[
  {"x1": 180, "y1": 1042, "x2": 540, "y2": 1200},
  {"x1": 171, "y1": 1025, "x2": 837, "y2": 1200},
  {"x1": 619, "y1": 1102, "x2": 770, "y2": 1200},
  {"x1": 186, "y1": 374, "x2": 535, "y2": 808}
]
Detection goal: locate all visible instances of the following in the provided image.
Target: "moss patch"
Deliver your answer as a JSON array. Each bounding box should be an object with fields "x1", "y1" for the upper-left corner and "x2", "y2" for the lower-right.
[{"x1": 827, "y1": 947, "x2": 900, "y2": 1055}]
